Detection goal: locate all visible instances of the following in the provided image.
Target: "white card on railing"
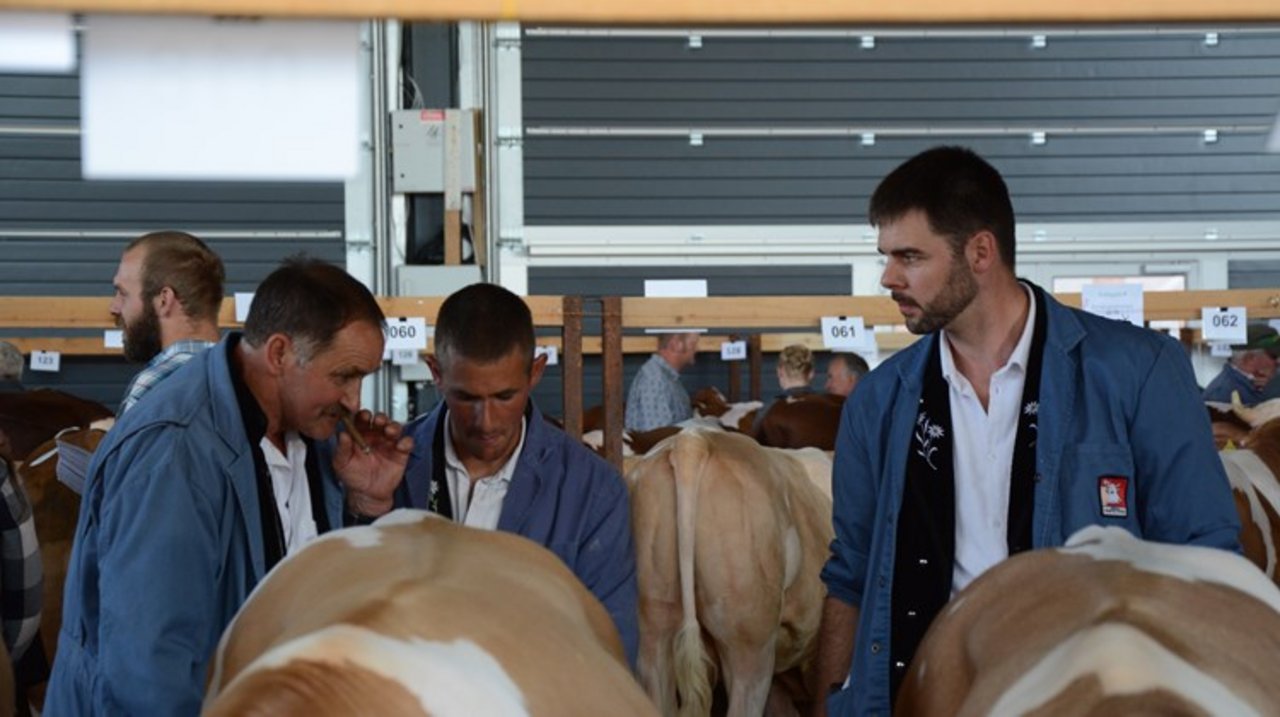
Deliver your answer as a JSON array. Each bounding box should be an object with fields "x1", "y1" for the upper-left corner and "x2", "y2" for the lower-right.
[
  {"x1": 389, "y1": 349, "x2": 419, "y2": 366},
  {"x1": 234, "y1": 292, "x2": 255, "y2": 323},
  {"x1": 821, "y1": 316, "x2": 866, "y2": 350},
  {"x1": 30, "y1": 350, "x2": 61, "y2": 373},
  {"x1": 1210, "y1": 342, "x2": 1234, "y2": 358},
  {"x1": 384, "y1": 317, "x2": 428, "y2": 350},
  {"x1": 1081, "y1": 284, "x2": 1144, "y2": 327},
  {"x1": 1201, "y1": 306, "x2": 1247, "y2": 344},
  {"x1": 104, "y1": 330, "x2": 124, "y2": 349},
  {"x1": 535, "y1": 345, "x2": 559, "y2": 366},
  {"x1": 720, "y1": 340, "x2": 747, "y2": 361}
]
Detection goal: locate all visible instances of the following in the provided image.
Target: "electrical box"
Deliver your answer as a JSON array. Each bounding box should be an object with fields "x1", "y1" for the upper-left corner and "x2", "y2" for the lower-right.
[{"x1": 390, "y1": 108, "x2": 477, "y2": 193}]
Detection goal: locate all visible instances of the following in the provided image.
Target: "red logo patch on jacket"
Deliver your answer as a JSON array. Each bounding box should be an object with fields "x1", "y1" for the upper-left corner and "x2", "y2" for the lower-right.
[{"x1": 1098, "y1": 476, "x2": 1128, "y2": 518}]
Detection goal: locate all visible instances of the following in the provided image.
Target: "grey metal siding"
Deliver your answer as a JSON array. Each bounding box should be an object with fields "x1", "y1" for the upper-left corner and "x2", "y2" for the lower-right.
[
  {"x1": 523, "y1": 31, "x2": 1280, "y2": 225},
  {"x1": 2, "y1": 71, "x2": 345, "y2": 410}
]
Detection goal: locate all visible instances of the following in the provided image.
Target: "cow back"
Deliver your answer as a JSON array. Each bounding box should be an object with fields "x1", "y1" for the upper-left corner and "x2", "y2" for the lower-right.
[
  {"x1": 205, "y1": 511, "x2": 655, "y2": 717},
  {"x1": 897, "y1": 526, "x2": 1280, "y2": 716},
  {"x1": 0, "y1": 390, "x2": 112, "y2": 460},
  {"x1": 754, "y1": 393, "x2": 844, "y2": 450}
]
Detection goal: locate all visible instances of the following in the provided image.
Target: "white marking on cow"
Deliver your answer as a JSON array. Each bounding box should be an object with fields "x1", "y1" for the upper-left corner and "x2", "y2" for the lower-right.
[
  {"x1": 374, "y1": 508, "x2": 441, "y2": 528},
  {"x1": 678, "y1": 416, "x2": 728, "y2": 431},
  {"x1": 1061, "y1": 526, "x2": 1280, "y2": 614},
  {"x1": 581, "y1": 430, "x2": 635, "y2": 456},
  {"x1": 89, "y1": 417, "x2": 115, "y2": 431},
  {"x1": 989, "y1": 622, "x2": 1261, "y2": 716},
  {"x1": 718, "y1": 401, "x2": 763, "y2": 430},
  {"x1": 219, "y1": 625, "x2": 530, "y2": 716},
  {"x1": 782, "y1": 526, "x2": 801, "y2": 588},
  {"x1": 1221, "y1": 450, "x2": 1280, "y2": 576}
]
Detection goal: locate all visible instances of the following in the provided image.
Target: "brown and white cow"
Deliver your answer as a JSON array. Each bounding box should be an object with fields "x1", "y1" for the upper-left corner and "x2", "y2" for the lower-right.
[
  {"x1": 691, "y1": 387, "x2": 763, "y2": 433},
  {"x1": 897, "y1": 525, "x2": 1280, "y2": 716},
  {"x1": 753, "y1": 392, "x2": 844, "y2": 451},
  {"x1": 204, "y1": 510, "x2": 656, "y2": 717},
  {"x1": 628, "y1": 428, "x2": 832, "y2": 717},
  {"x1": 16, "y1": 426, "x2": 108, "y2": 707},
  {"x1": 1220, "y1": 418, "x2": 1280, "y2": 586}
]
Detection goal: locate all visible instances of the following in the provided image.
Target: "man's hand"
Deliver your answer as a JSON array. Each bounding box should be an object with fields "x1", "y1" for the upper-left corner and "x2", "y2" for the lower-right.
[{"x1": 333, "y1": 409, "x2": 413, "y2": 518}]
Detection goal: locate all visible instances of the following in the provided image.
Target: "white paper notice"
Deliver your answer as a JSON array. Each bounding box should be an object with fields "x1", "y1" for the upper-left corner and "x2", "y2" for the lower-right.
[
  {"x1": 720, "y1": 340, "x2": 747, "y2": 361},
  {"x1": 0, "y1": 12, "x2": 75, "y2": 73},
  {"x1": 1081, "y1": 284, "x2": 1145, "y2": 327},
  {"x1": 104, "y1": 330, "x2": 124, "y2": 349},
  {"x1": 821, "y1": 316, "x2": 867, "y2": 351},
  {"x1": 643, "y1": 279, "x2": 708, "y2": 298},
  {"x1": 1201, "y1": 307, "x2": 1248, "y2": 344},
  {"x1": 234, "y1": 292, "x2": 255, "y2": 323},
  {"x1": 81, "y1": 16, "x2": 360, "y2": 180},
  {"x1": 1210, "y1": 342, "x2": 1234, "y2": 358},
  {"x1": 535, "y1": 345, "x2": 559, "y2": 366},
  {"x1": 29, "y1": 350, "x2": 61, "y2": 373},
  {"x1": 389, "y1": 349, "x2": 420, "y2": 366}
]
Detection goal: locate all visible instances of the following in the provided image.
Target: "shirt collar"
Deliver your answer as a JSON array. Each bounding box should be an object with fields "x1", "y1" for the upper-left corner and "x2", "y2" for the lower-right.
[
  {"x1": 147, "y1": 338, "x2": 217, "y2": 368},
  {"x1": 442, "y1": 414, "x2": 528, "y2": 484},
  {"x1": 940, "y1": 282, "x2": 1037, "y2": 385},
  {"x1": 651, "y1": 353, "x2": 680, "y2": 379}
]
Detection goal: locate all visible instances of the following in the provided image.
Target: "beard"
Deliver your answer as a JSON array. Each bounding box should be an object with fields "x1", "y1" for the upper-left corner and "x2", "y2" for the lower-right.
[
  {"x1": 120, "y1": 303, "x2": 163, "y2": 363},
  {"x1": 895, "y1": 256, "x2": 979, "y2": 335}
]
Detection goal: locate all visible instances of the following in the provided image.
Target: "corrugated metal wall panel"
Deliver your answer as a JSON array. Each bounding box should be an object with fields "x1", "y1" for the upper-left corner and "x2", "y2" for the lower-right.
[
  {"x1": 523, "y1": 30, "x2": 1280, "y2": 226},
  {"x1": 1, "y1": 71, "x2": 346, "y2": 411}
]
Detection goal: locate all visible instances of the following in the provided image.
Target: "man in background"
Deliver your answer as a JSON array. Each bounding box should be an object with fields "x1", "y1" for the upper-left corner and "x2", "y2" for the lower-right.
[
  {"x1": 1202, "y1": 323, "x2": 1280, "y2": 406},
  {"x1": 625, "y1": 331, "x2": 699, "y2": 431},
  {"x1": 824, "y1": 351, "x2": 869, "y2": 399},
  {"x1": 110, "y1": 230, "x2": 224, "y2": 413}
]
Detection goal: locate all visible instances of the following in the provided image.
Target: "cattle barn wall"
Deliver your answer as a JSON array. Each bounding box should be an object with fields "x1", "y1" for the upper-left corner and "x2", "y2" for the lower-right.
[
  {"x1": 522, "y1": 29, "x2": 1280, "y2": 227},
  {"x1": 0, "y1": 72, "x2": 346, "y2": 411}
]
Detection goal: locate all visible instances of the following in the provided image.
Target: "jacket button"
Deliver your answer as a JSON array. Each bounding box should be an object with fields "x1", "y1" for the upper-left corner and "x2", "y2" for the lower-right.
[{"x1": 870, "y1": 642, "x2": 881, "y2": 654}]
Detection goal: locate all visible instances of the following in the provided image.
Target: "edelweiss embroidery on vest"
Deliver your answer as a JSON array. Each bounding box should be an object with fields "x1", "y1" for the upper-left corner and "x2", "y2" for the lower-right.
[
  {"x1": 914, "y1": 413, "x2": 945, "y2": 470},
  {"x1": 1023, "y1": 401, "x2": 1039, "y2": 446}
]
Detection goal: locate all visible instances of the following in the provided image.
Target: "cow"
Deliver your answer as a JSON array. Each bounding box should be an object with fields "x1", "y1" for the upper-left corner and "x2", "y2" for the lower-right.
[
  {"x1": 753, "y1": 392, "x2": 844, "y2": 451},
  {"x1": 204, "y1": 510, "x2": 656, "y2": 717},
  {"x1": 15, "y1": 427, "x2": 107, "y2": 710},
  {"x1": 690, "y1": 387, "x2": 762, "y2": 433},
  {"x1": 896, "y1": 525, "x2": 1280, "y2": 716},
  {"x1": 627, "y1": 428, "x2": 832, "y2": 717},
  {"x1": 1220, "y1": 417, "x2": 1280, "y2": 586},
  {"x1": 0, "y1": 390, "x2": 112, "y2": 461},
  {"x1": 1207, "y1": 402, "x2": 1253, "y2": 450}
]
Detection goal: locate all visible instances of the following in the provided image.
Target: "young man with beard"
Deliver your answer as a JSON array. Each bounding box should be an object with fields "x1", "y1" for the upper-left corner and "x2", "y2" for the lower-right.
[
  {"x1": 47, "y1": 258, "x2": 412, "y2": 715},
  {"x1": 380, "y1": 283, "x2": 638, "y2": 665},
  {"x1": 810, "y1": 146, "x2": 1240, "y2": 715},
  {"x1": 109, "y1": 231, "x2": 224, "y2": 413}
]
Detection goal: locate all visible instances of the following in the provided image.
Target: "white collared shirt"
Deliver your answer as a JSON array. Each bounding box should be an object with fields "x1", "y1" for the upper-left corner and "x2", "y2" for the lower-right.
[
  {"x1": 441, "y1": 417, "x2": 527, "y2": 530},
  {"x1": 260, "y1": 431, "x2": 318, "y2": 555},
  {"x1": 942, "y1": 284, "x2": 1037, "y2": 595}
]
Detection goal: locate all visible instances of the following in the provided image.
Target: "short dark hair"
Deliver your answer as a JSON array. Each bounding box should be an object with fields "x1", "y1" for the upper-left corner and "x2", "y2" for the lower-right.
[
  {"x1": 129, "y1": 231, "x2": 226, "y2": 323},
  {"x1": 243, "y1": 257, "x2": 385, "y2": 361},
  {"x1": 868, "y1": 146, "x2": 1016, "y2": 270},
  {"x1": 434, "y1": 283, "x2": 535, "y2": 370},
  {"x1": 830, "y1": 352, "x2": 870, "y2": 379}
]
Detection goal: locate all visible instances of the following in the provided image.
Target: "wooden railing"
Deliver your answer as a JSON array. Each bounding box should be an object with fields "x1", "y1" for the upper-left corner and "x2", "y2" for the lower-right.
[{"x1": 6, "y1": 288, "x2": 1280, "y2": 471}]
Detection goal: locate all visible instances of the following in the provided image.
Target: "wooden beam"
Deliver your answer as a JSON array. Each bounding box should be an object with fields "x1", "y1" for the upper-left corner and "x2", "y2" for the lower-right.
[
  {"x1": 6, "y1": 0, "x2": 1280, "y2": 24},
  {"x1": 561, "y1": 296, "x2": 584, "y2": 440},
  {"x1": 601, "y1": 297, "x2": 624, "y2": 473}
]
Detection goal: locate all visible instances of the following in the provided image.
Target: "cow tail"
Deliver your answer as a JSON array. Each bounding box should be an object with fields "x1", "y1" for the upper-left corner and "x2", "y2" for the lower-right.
[{"x1": 672, "y1": 430, "x2": 715, "y2": 717}]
